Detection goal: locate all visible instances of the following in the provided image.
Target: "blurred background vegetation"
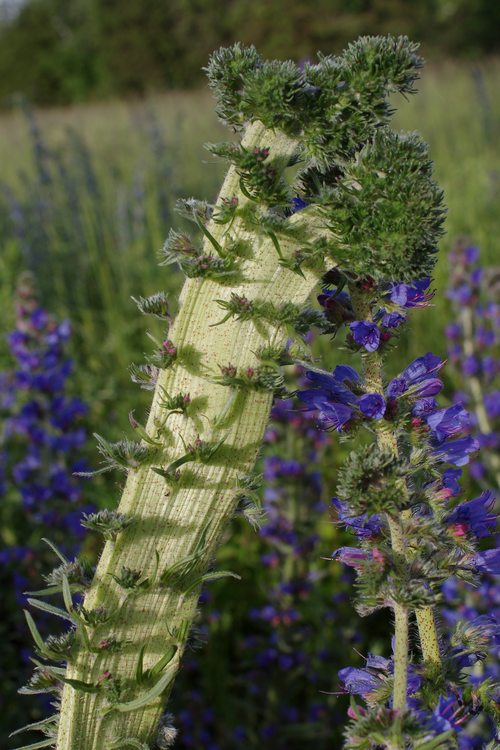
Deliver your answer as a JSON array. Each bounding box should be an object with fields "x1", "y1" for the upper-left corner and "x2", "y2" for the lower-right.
[
  {"x1": 0, "y1": 1, "x2": 499, "y2": 746},
  {"x1": 0, "y1": 0, "x2": 500, "y2": 105}
]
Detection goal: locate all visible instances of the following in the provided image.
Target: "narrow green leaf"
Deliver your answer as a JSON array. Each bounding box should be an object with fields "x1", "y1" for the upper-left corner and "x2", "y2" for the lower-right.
[
  {"x1": 195, "y1": 215, "x2": 224, "y2": 256},
  {"x1": 61, "y1": 676, "x2": 100, "y2": 694},
  {"x1": 61, "y1": 575, "x2": 73, "y2": 614},
  {"x1": 12, "y1": 740, "x2": 55, "y2": 750},
  {"x1": 24, "y1": 611, "x2": 47, "y2": 653},
  {"x1": 185, "y1": 569, "x2": 241, "y2": 595},
  {"x1": 201, "y1": 570, "x2": 241, "y2": 585},
  {"x1": 135, "y1": 645, "x2": 146, "y2": 684},
  {"x1": 103, "y1": 656, "x2": 179, "y2": 715},
  {"x1": 41, "y1": 538, "x2": 68, "y2": 564},
  {"x1": 27, "y1": 598, "x2": 75, "y2": 623},
  {"x1": 149, "y1": 645, "x2": 177, "y2": 679},
  {"x1": 9, "y1": 715, "x2": 58, "y2": 738},
  {"x1": 25, "y1": 585, "x2": 81, "y2": 597},
  {"x1": 109, "y1": 740, "x2": 149, "y2": 750}
]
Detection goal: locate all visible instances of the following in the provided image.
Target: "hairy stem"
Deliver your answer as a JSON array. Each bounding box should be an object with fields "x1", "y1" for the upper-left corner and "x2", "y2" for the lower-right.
[{"x1": 55, "y1": 121, "x2": 329, "y2": 750}]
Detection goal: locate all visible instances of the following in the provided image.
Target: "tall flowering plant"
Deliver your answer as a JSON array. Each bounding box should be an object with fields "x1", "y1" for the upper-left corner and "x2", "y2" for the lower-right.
[
  {"x1": 297, "y1": 272, "x2": 499, "y2": 747},
  {"x1": 14, "y1": 36, "x2": 490, "y2": 750},
  {"x1": 0, "y1": 273, "x2": 90, "y2": 736}
]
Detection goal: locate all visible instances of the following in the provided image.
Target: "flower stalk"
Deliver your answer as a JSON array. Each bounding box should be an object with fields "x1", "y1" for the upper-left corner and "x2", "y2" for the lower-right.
[{"x1": 350, "y1": 286, "x2": 442, "y2": 682}]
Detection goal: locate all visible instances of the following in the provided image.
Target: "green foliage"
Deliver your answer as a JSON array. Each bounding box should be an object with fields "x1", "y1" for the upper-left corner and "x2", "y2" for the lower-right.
[
  {"x1": 319, "y1": 128, "x2": 445, "y2": 281},
  {"x1": 336, "y1": 443, "x2": 409, "y2": 515}
]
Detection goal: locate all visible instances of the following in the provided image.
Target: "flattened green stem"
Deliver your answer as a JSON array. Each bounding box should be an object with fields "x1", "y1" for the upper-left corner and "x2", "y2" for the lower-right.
[{"x1": 56, "y1": 122, "x2": 329, "y2": 750}]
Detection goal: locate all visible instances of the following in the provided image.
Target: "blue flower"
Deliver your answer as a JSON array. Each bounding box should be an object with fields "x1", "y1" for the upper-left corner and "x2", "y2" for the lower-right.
[
  {"x1": 401, "y1": 352, "x2": 443, "y2": 385},
  {"x1": 298, "y1": 367, "x2": 360, "y2": 431},
  {"x1": 433, "y1": 436, "x2": 479, "y2": 467},
  {"x1": 338, "y1": 666, "x2": 382, "y2": 696},
  {"x1": 350, "y1": 321, "x2": 380, "y2": 352},
  {"x1": 445, "y1": 491, "x2": 497, "y2": 538},
  {"x1": 471, "y1": 549, "x2": 500, "y2": 575},
  {"x1": 425, "y1": 404, "x2": 471, "y2": 442},
  {"x1": 357, "y1": 393, "x2": 386, "y2": 419},
  {"x1": 289, "y1": 195, "x2": 308, "y2": 213},
  {"x1": 441, "y1": 468, "x2": 462, "y2": 497},
  {"x1": 332, "y1": 498, "x2": 382, "y2": 539},
  {"x1": 380, "y1": 311, "x2": 407, "y2": 328},
  {"x1": 412, "y1": 397, "x2": 439, "y2": 417},
  {"x1": 389, "y1": 277, "x2": 433, "y2": 308},
  {"x1": 425, "y1": 694, "x2": 467, "y2": 733},
  {"x1": 387, "y1": 353, "x2": 443, "y2": 399}
]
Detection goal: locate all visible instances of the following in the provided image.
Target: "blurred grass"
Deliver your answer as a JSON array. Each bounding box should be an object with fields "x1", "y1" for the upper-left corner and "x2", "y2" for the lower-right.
[{"x1": 0, "y1": 60, "x2": 498, "y2": 428}]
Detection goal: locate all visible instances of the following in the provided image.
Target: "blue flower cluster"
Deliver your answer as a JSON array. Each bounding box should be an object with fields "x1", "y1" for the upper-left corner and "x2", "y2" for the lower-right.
[
  {"x1": 445, "y1": 240, "x2": 500, "y2": 487},
  {"x1": 300, "y1": 275, "x2": 499, "y2": 747},
  {"x1": 0, "y1": 274, "x2": 91, "y2": 730}
]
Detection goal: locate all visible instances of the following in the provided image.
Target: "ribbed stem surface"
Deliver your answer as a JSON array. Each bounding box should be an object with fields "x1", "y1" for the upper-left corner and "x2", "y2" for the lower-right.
[{"x1": 56, "y1": 121, "x2": 328, "y2": 749}]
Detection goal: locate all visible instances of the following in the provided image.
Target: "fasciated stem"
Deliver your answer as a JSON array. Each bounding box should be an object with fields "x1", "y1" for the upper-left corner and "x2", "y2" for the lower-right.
[{"x1": 55, "y1": 121, "x2": 329, "y2": 750}]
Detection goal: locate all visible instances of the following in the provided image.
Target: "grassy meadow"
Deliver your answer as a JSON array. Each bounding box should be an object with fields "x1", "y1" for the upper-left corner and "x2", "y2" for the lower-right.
[{"x1": 0, "y1": 58, "x2": 499, "y2": 430}]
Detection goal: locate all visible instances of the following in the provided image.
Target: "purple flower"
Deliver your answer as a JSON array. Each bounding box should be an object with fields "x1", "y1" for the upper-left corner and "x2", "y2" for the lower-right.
[
  {"x1": 464, "y1": 245, "x2": 480, "y2": 264},
  {"x1": 333, "y1": 365, "x2": 361, "y2": 385},
  {"x1": 380, "y1": 311, "x2": 407, "y2": 328},
  {"x1": 333, "y1": 546, "x2": 383, "y2": 570},
  {"x1": 471, "y1": 549, "x2": 500, "y2": 575},
  {"x1": 386, "y1": 377, "x2": 407, "y2": 398},
  {"x1": 461, "y1": 355, "x2": 480, "y2": 377},
  {"x1": 425, "y1": 695, "x2": 467, "y2": 733},
  {"x1": 433, "y1": 436, "x2": 479, "y2": 466},
  {"x1": 445, "y1": 491, "x2": 497, "y2": 538},
  {"x1": 357, "y1": 393, "x2": 386, "y2": 420},
  {"x1": 289, "y1": 196, "x2": 308, "y2": 213},
  {"x1": 402, "y1": 353, "x2": 443, "y2": 384},
  {"x1": 387, "y1": 353, "x2": 443, "y2": 398},
  {"x1": 447, "y1": 284, "x2": 474, "y2": 305},
  {"x1": 350, "y1": 321, "x2": 380, "y2": 352},
  {"x1": 299, "y1": 393, "x2": 353, "y2": 431},
  {"x1": 298, "y1": 366, "x2": 362, "y2": 430},
  {"x1": 485, "y1": 392, "x2": 500, "y2": 419},
  {"x1": 301, "y1": 369, "x2": 357, "y2": 405},
  {"x1": 441, "y1": 468, "x2": 462, "y2": 497},
  {"x1": 338, "y1": 666, "x2": 381, "y2": 696},
  {"x1": 318, "y1": 290, "x2": 354, "y2": 325},
  {"x1": 426, "y1": 404, "x2": 471, "y2": 442},
  {"x1": 412, "y1": 397, "x2": 438, "y2": 417},
  {"x1": 332, "y1": 498, "x2": 382, "y2": 539},
  {"x1": 445, "y1": 323, "x2": 462, "y2": 340},
  {"x1": 412, "y1": 378, "x2": 444, "y2": 398},
  {"x1": 389, "y1": 277, "x2": 433, "y2": 308}
]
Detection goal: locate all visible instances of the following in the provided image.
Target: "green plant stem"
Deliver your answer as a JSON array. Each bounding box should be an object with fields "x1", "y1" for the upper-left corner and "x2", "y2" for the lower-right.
[{"x1": 55, "y1": 121, "x2": 329, "y2": 750}]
